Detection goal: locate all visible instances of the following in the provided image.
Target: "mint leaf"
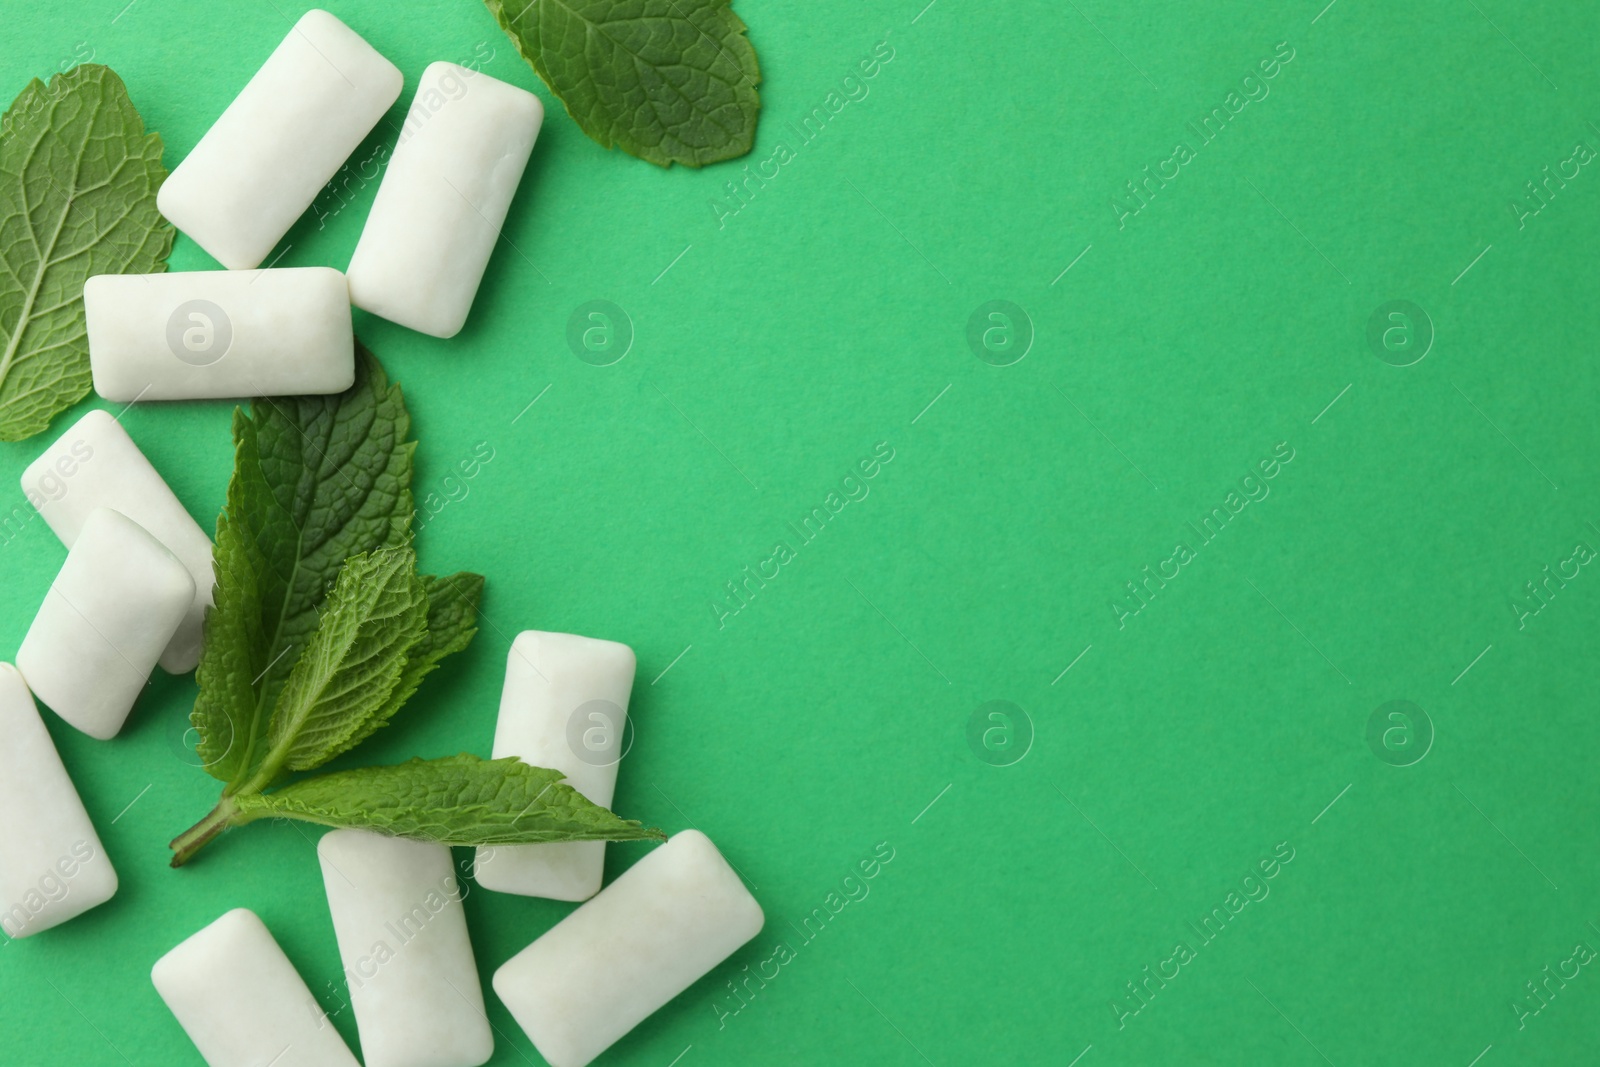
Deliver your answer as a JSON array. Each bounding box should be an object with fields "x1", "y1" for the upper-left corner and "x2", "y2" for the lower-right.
[
  {"x1": 231, "y1": 754, "x2": 663, "y2": 846},
  {"x1": 328, "y1": 571, "x2": 484, "y2": 757},
  {"x1": 0, "y1": 64, "x2": 172, "y2": 441},
  {"x1": 193, "y1": 346, "x2": 415, "y2": 786},
  {"x1": 176, "y1": 346, "x2": 512, "y2": 867},
  {"x1": 486, "y1": 0, "x2": 762, "y2": 168},
  {"x1": 192, "y1": 409, "x2": 271, "y2": 779},
  {"x1": 263, "y1": 547, "x2": 428, "y2": 777}
]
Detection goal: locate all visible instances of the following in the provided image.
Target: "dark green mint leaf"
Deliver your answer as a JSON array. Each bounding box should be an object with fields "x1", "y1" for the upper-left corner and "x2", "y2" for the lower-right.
[
  {"x1": 193, "y1": 346, "x2": 415, "y2": 787},
  {"x1": 486, "y1": 0, "x2": 761, "y2": 168}
]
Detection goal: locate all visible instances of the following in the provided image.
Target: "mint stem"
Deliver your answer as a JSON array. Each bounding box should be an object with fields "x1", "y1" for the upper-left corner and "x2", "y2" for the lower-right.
[{"x1": 169, "y1": 797, "x2": 241, "y2": 868}]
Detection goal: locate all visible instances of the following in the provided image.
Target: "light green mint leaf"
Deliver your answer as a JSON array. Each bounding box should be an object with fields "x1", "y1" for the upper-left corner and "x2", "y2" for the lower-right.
[
  {"x1": 0, "y1": 64, "x2": 172, "y2": 441},
  {"x1": 263, "y1": 547, "x2": 429, "y2": 778},
  {"x1": 328, "y1": 571, "x2": 485, "y2": 758},
  {"x1": 486, "y1": 0, "x2": 761, "y2": 168},
  {"x1": 193, "y1": 346, "x2": 416, "y2": 787},
  {"x1": 231, "y1": 754, "x2": 664, "y2": 846}
]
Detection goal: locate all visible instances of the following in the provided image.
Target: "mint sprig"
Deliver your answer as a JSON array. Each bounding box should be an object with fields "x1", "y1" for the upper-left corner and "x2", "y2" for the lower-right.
[
  {"x1": 0, "y1": 64, "x2": 173, "y2": 441},
  {"x1": 230, "y1": 754, "x2": 645, "y2": 844},
  {"x1": 486, "y1": 0, "x2": 762, "y2": 168},
  {"x1": 193, "y1": 345, "x2": 417, "y2": 787},
  {"x1": 173, "y1": 348, "x2": 661, "y2": 866}
]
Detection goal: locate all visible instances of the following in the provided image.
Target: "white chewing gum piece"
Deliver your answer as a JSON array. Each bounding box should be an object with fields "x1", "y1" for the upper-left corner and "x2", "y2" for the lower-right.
[
  {"x1": 158, "y1": 9, "x2": 403, "y2": 269},
  {"x1": 493, "y1": 831, "x2": 764, "y2": 1067},
  {"x1": 318, "y1": 830, "x2": 493, "y2": 1067},
  {"x1": 22, "y1": 409, "x2": 215, "y2": 673},
  {"x1": 0, "y1": 664, "x2": 117, "y2": 938},
  {"x1": 152, "y1": 908, "x2": 361, "y2": 1067},
  {"x1": 473, "y1": 631, "x2": 635, "y2": 902},
  {"x1": 16, "y1": 508, "x2": 194, "y2": 739},
  {"x1": 347, "y1": 62, "x2": 543, "y2": 338},
  {"x1": 86, "y1": 268, "x2": 354, "y2": 402}
]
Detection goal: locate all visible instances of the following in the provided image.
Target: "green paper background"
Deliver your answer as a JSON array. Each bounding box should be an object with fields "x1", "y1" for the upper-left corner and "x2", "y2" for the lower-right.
[{"x1": 4, "y1": 1, "x2": 1600, "y2": 1063}]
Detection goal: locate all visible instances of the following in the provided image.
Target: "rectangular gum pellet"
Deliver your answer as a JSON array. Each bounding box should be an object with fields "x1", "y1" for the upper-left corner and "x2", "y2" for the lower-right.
[
  {"x1": 153, "y1": 908, "x2": 360, "y2": 1067},
  {"x1": 158, "y1": 9, "x2": 403, "y2": 269},
  {"x1": 0, "y1": 664, "x2": 117, "y2": 938},
  {"x1": 16, "y1": 508, "x2": 195, "y2": 739},
  {"x1": 22, "y1": 409, "x2": 215, "y2": 674},
  {"x1": 318, "y1": 830, "x2": 494, "y2": 1067},
  {"x1": 473, "y1": 631, "x2": 636, "y2": 902},
  {"x1": 493, "y1": 831, "x2": 764, "y2": 1067},
  {"x1": 86, "y1": 268, "x2": 355, "y2": 402},
  {"x1": 347, "y1": 63, "x2": 543, "y2": 338}
]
